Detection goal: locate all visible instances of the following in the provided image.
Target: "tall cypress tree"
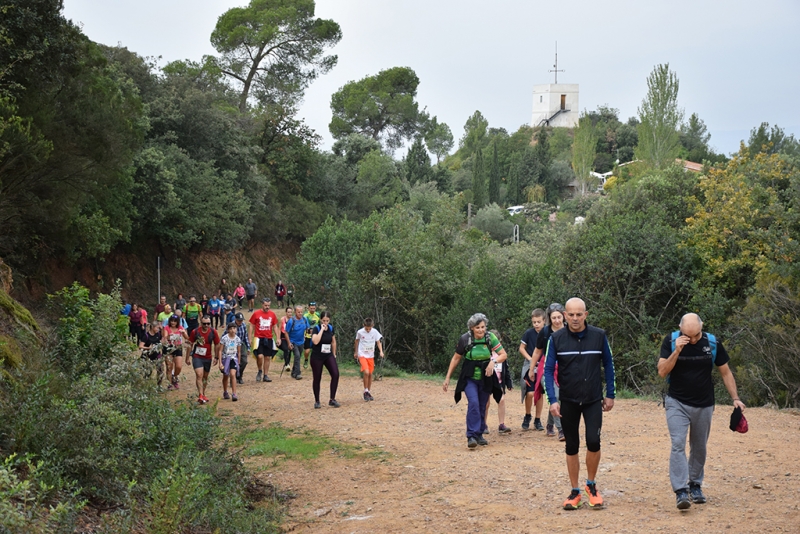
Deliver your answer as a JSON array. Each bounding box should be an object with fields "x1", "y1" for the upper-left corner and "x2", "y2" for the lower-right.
[
  {"x1": 472, "y1": 147, "x2": 487, "y2": 207},
  {"x1": 488, "y1": 139, "x2": 500, "y2": 204}
]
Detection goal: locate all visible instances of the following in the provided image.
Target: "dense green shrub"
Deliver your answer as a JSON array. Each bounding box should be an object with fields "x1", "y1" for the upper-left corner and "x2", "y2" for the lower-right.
[{"x1": 0, "y1": 284, "x2": 282, "y2": 532}]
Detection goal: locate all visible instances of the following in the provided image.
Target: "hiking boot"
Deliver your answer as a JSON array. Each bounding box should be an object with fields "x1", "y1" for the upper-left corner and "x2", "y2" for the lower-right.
[
  {"x1": 223, "y1": 391, "x2": 230, "y2": 400},
  {"x1": 363, "y1": 391, "x2": 370, "y2": 402},
  {"x1": 294, "y1": 374, "x2": 302, "y2": 380},
  {"x1": 533, "y1": 418, "x2": 545, "y2": 431},
  {"x1": 558, "y1": 429, "x2": 565, "y2": 441},
  {"x1": 262, "y1": 375, "x2": 272, "y2": 382},
  {"x1": 689, "y1": 484, "x2": 706, "y2": 504},
  {"x1": 314, "y1": 401, "x2": 321, "y2": 409},
  {"x1": 476, "y1": 435, "x2": 488, "y2": 446},
  {"x1": 467, "y1": 437, "x2": 478, "y2": 449},
  {"x1": 255, "y1": 370, "x2": 263, "y2": 382},
  {"x1": 329, "y1": 399, "x2": 341, "y2": 407},
  {"x1": 563, "y1": 489, "x2": 582, "y2": 510},
  {"x1": 498, "y1": 424, "x2": 511, "y2": 434},
  {"x1": 584, "y1": 483, "x2": 604, "y2": 508},
  {"x1": 366, "y1": 391, "x2": 374, "y2": 401},
  {"x1": 303, "y1": 357, "x2": 309, "y2": 369},
  {"x1": 676, "y1": 489, "x2": 692, "y2": 510},
  {"x1": 284, "y1": 364, "x2": 291, "y2": 372},
  {"x1": 236, "y1": 377, "x2": 243, "y2": 385},
  {"x1": 522, "y1": 414, "x2": 532, "y2": 430},
  {"x1": 546, "y1": 424, "x2": 556, "y2": 437},
  {"x1": 231, "y1": 393, "x2": 238, "y2": 402},
  {"x1": 167, "y1": 383, "x2": 176, "y2": 391}
]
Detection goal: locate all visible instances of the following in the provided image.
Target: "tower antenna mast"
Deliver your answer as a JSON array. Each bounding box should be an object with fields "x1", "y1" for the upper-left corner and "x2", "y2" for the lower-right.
[{"x1": 548, "y1": 41, "x2": 565, "y2": 84}]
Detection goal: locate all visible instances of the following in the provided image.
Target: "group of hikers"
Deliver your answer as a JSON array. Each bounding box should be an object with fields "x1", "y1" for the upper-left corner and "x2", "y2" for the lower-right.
[
  {"x1": 124, "y1": 284, "x2": 746, "y2": 512},
  {"x1": 122, "y1": 279, "x2": 383, "y2": 409},
  {"x1": 443, "y1": 297, "x2": 746, "y2": 512}
]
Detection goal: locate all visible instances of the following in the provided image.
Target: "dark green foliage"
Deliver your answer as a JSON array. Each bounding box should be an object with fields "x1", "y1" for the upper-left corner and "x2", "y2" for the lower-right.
[
  {"x1": 472, "y1": 146, "x2": 487, "y2": 207},
  {"x1": 404, "y1": 136, "x2": 433, "y2": 186},
  {"x1": 0, "y1": 1, "x2": 144, "y2": 267},
  {"x1": 747, "y1": 122, "x2": 800, "y2": 157},
  {"x1": 488, "y1": 140, "x2": 500, "y2": 204},
  {"x1": 329, "y1": 67, "x2": 427, "y2": 151}
]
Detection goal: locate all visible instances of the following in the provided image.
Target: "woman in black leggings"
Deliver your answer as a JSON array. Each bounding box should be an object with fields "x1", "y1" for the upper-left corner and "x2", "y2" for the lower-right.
[{"x1": 310, "y1": 311, "x2": 340, "y2": 409}]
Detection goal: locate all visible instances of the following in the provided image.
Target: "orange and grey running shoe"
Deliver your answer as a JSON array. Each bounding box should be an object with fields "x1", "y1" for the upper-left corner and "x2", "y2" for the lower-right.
[
  {"x1": 585, "y1": 483, "x2": 604, "y2": 508},
  {"x1": 563, "y1": 489, "x2": 582, "y2": 510}
]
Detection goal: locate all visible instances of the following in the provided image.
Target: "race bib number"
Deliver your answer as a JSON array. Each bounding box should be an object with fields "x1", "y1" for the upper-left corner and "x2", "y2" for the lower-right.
[
  {"x1": 225, "y1": 344, "x2": 237, "y2": 356},
  {"x1": 259, "y1": 317, "x2": 272, "y2": 329},
  {"x1": 195, "y1": 347, "x2": 207, "y2": 357},
  {"x1": 321, "y1": 344, "x2": 332, "y2": 354},
  {"x1": 362, "y1": 341, "x2": 375, "y2": 355},
  {"x1": 494, "y1": 362, "x2": 503, "y2": 373}
]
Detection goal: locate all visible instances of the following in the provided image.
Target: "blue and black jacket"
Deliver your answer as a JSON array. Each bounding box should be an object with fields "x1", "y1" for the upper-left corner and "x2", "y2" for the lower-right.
[{"x1": 544, "y1": 323, "x2": 616, "y2": 405}]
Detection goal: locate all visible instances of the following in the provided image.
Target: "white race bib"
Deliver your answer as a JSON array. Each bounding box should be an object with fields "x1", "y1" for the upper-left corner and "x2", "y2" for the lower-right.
[
  {"x1": 321, "y1": 344, "x2": 331, "y2": 354},
  {"x1": 259, "y1": 317, "x2": 271, "y2": 329},
  {"x1": 362, "y1": 341, "x2": 375, "y2": 355},
  {"x1": 195, "y1": 347, "x2": 207, "y2": 356}
]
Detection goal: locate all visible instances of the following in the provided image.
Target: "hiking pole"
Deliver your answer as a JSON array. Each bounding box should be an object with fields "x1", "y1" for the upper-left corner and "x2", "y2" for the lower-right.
[{"x1": 376, "y1": 350, "x2": 386, "y2": 381}]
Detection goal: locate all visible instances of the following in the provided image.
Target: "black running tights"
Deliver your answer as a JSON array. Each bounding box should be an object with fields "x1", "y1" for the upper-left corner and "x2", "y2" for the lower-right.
[{"x1": 310, "y1": 355, "x2": 339, "y2": 403}]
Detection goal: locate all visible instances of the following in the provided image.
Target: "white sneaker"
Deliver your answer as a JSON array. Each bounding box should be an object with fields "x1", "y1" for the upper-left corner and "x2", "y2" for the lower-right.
[{"x1": 284, "y1": 364, "x2": 291, "y2": 372}]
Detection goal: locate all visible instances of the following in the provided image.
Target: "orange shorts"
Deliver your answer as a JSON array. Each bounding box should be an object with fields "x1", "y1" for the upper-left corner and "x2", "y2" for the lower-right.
[{"x1": 358, "y1": 357, "x2": 375, "y2": 374}]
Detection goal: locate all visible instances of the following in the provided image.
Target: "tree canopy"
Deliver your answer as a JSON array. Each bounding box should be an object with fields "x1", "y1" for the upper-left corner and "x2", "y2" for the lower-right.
[
  {"x1": 211, "y1": 0, "x2": 342, "y2": 111},
  {"x1": 329, "y1": 67, "x2": 428, "y2": 151}
]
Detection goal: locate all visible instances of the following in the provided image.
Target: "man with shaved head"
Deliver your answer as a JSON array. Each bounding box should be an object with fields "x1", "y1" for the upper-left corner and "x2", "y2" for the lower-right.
[
  {"x1": 544, "y1": 297, "x2": 616, "y2": 510},
  {"x1": 658, "y1": 313, "x2": 745, "y2": 510}
]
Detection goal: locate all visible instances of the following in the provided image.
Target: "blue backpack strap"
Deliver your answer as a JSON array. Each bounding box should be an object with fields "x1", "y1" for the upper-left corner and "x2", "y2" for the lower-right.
[
  {"x1": 670, "y1": 331, "x2": 680, "y2": 353},
  {"x1": 706, "y1": 333, "x2": 717, "y2": 364}
]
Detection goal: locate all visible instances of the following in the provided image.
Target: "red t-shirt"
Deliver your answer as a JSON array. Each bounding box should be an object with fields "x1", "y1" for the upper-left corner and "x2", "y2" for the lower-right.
[
  {"x1": 189, "y1": 327, "x2": 220, "y2": 359},
  {"x1": 250, "y1": 309, "x2": 278, "y2": 339}
]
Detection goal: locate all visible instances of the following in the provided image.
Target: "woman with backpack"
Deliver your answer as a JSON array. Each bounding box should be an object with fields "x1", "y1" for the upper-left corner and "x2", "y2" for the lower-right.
[
  {"x1": 528, "y1": 303, "x2": 566, "y2": 439},
  {"x1": 442, "y1": 313, "x2": 508, "y2": 449}
]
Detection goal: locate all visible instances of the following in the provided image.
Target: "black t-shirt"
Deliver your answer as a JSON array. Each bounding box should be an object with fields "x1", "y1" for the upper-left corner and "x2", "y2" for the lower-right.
[
  {"x1": 311, "y1": 325, "x2": 335, "y2": 360},
  {"x1": 520, "y1": 328, "x2": 539, "y2": 357},
  {"x1": 535, "y1": 324, "x2": 554, "y2": 351},
  {"x1": 659, "y1": 333, "x2": 730, "y2": 407}
]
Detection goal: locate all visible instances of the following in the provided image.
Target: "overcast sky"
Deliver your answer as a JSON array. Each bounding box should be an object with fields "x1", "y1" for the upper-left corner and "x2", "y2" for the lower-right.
[{"x1": 63, "y1": 0, "x2": 800, "y2": 156}]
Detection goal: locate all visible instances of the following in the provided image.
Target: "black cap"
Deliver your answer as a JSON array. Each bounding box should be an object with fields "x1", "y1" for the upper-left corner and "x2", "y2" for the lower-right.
[{"x1": 235, "y1": 312, "x2": 244, "y2": 320}]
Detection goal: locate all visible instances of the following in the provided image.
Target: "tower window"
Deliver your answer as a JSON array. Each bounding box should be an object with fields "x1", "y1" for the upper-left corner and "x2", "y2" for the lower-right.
[{"x1": 560, "y1": 95, "x2": 566, "y2": 110}]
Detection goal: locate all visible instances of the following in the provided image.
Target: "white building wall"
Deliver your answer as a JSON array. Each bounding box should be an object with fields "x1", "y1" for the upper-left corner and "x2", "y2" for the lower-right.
[{"x1": 531, "y1": 84, "x2": 579, "y2": 128}]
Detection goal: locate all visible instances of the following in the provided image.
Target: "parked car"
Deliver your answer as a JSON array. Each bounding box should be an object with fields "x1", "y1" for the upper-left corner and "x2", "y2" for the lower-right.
[{"x1": 507, "y1": 205, "x2": 525, "y2": 216}]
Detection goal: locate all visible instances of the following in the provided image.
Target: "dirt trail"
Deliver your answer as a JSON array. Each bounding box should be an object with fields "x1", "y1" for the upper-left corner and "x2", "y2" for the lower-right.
[
  {"x1": 167, "y1": 301, "x2": 799, "y2": 534},
  {"x1": 169, "y1": 352, "x2": 800, "y2": 534}
]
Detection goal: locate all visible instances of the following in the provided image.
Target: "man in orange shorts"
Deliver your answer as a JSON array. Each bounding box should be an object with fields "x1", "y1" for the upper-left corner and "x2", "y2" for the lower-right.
[{"x1": 354, "y1": 318, "x2": 384, "y2": 401}]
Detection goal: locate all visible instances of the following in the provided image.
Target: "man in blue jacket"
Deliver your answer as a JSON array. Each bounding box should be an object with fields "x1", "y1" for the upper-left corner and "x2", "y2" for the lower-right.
[{"x1": 545, "y1": 297, "x2": 615, "y2": 510}]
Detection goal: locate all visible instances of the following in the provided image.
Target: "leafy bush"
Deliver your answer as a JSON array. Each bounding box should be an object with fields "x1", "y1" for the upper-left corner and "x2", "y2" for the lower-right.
[
  {"x1": 472, "y1": 203, "x2": 514, "y2": 242},
  {"x1": 0, "y1": 284, "x2": 282, "y2": 532}
]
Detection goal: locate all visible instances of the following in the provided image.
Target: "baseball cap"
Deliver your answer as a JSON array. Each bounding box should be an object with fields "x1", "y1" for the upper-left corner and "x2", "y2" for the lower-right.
[{"x1": 235, "y1": 312, "x2": 244, "y2": 320}]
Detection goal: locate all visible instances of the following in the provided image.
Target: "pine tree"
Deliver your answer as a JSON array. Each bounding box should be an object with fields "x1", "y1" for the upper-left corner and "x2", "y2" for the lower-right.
[
  {"x1": 404, "y1": 136, "x2": 432, "y2": 185},
  {"x1": 488, "y1": 139, "x2": 500, "y2": 204},
  {"x1": 472, "y1": 147, "x2": 487, "y2": 208}
]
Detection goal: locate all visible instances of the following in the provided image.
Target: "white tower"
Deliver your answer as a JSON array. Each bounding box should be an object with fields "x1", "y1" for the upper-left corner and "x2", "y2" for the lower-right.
[{"x1": 531, "y1": 43, "x2": 579, "y2": 128}]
